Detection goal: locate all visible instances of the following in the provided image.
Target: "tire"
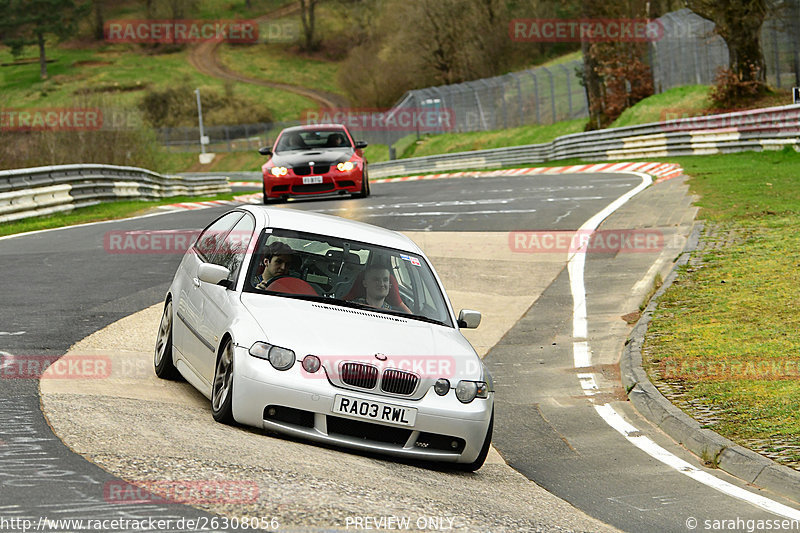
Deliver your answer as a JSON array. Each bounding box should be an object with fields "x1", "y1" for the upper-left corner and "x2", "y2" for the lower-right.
[
  {"x1": 154, "y1": 299, "x2": 180, "y2": 380},
  {"x1": 455, "y1": 408, "x2": 493, "y2": 472},
  {"x1": 211, "y1": 339, "x2": 236, "y2": 424},
  {"x1": 353, "y1": 169, "x2": 370, "y2": 199}
]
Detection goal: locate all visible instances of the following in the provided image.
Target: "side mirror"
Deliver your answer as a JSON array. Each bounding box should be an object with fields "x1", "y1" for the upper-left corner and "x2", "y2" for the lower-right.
[
  {"x1": 198, "y1": 263, "x2": 231, "y2": 287},
  {"x1": 258, "y1": 147, "x2": 273, "y2": 156},
  {"x1": 457, "y1": 309, "x2": 481, "y2": 329},
  {"x1": 354, "y1": 140, "x2": 368, "y2": 149}
]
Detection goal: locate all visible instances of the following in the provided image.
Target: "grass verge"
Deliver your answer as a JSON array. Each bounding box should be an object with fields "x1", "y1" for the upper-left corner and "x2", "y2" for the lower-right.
[
  {"x1": 0, "y1": 193, "x2": 236, "y2": 238},
  {"x1": 642, "y1": 148, "x2": 800, "y2": 468}
]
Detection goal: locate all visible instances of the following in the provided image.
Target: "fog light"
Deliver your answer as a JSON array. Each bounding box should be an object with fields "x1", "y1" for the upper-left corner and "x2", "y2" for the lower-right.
[
  {"x1": 450, "y1": 440, "x2": 459, "y2": 449},
  {"x1": 267, "y1": 407, "x2": 276, "y2": 417},
  {"x1": 302, "y1": 355, "x2": 321, "y2": 373},
  {"x1": 434, "y1": 378, "x2": 450, "y2": 396}
]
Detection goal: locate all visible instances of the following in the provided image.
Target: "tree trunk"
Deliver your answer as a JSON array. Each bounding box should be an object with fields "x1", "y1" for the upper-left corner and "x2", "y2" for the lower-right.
[
  {"x1": 94, "y1": 2, "x2": 105, "y2": 41},
  {"x1": 581, "y1": 41, "x2": 604, "y2": 130},
  {"x1": 38, "y1": 32, "x2": 47, "y2": 79},
  {"x1": 300, "y1": 0, "x2": 316, "y2": 51},
  {"x1": 727, "y1": 35, "x2": 767, "y2": 83}
]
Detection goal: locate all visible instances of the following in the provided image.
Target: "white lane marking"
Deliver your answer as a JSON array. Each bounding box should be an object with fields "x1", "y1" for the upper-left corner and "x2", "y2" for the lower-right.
[
  {"x1": 596, "y1": 404, "x2": 800, "y2": 520},
  {"x1": 630, "y1": 254, "x2": 670, "y2": 295},
  {"x1": 569, "y1": 171, "x2": 800, "y2": 519},
  {"x1": 0, "y1": 331, "x2": 25, "y2": 336},
  {"x1": 0, "y1": 352, "x2": 12, "y2": 372}
]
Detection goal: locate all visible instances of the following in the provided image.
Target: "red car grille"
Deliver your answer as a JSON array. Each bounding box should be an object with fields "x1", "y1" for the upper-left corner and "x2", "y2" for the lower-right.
[
  {"x1": 340, "y1": 362, "x2": 378, "y2": 389},
  {"x1": 293, "y1": 164, "x2": 330, "y2": 175},
  {"x1": 381, "y1": 369, "x2": 419, "y2": 395}
]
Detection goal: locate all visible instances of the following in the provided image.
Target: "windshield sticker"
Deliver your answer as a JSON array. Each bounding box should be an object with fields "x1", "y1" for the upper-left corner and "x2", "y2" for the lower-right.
[{"x1": 400, "y1": 254, "x2": 421, "y2": 266}]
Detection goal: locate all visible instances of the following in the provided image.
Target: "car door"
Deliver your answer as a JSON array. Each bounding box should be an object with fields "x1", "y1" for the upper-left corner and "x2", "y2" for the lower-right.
[
  {"x1": 175, "y1": 211, "x2": 243, "y2": 381},
  {"x1": 195, "y1": 212, "x2": 256, "y2": 383}
]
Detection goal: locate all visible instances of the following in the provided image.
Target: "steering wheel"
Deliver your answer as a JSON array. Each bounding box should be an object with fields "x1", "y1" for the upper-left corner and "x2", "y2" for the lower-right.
[
  {"x1": 261, "y1": 274, "x2": 291, "y2": 288},
  {"x1": 262, "y1": 275, "x2": 320, "y2": 296}
]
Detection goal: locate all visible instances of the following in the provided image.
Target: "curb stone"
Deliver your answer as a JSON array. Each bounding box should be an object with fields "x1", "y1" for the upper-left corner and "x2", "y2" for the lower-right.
[{"x1": 619, "y1": 215, "x2": 800, "y2": 503}]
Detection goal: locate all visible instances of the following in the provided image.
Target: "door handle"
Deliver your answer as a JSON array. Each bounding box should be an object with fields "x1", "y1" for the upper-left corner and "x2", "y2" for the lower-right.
[{"x1": 192, "y1": 277, "x2": 201, "y2": 287}]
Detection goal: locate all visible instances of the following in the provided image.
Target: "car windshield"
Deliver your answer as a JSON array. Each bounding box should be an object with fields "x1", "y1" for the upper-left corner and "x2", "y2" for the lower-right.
[
  {"x1": 275, "y1": 129, "x2": 352, "y2": 152},
  {"x1": 244, "y1": 228, "x2": 453, "y2": 327}
]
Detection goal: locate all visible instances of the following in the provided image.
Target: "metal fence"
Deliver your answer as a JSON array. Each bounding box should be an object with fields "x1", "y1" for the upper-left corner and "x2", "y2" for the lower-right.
[
  {"x1": 157, "y1": 120, "x2": 409, "y2": 153},
  {"x1": 389, "y1": 59, "x2": 588, "y2": 140},
  {"x1": 650, "y1": 7, "x2": 800, "y2": 92},
  {"x1": 157, "y1": 122, "x2": 295, "y2": 153}
]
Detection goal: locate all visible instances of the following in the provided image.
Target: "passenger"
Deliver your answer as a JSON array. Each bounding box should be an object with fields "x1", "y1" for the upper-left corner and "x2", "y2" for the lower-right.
[
  {"x1": 255, "y1": 242, "x2": 295, "y2": 290},
  {"x1": 350, "y1": 263, "x2": 396, "y2": 310}
]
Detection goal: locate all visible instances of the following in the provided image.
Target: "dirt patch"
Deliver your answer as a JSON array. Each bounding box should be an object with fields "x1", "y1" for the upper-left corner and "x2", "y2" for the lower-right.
[{"x1": 73, "y1": 60, "x2": 112, "y2": 67}]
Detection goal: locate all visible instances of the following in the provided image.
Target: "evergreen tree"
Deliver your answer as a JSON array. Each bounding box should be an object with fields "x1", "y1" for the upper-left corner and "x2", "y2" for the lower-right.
[{"x1": 0, "y1": 0, "x2": 89, "y2": 79}]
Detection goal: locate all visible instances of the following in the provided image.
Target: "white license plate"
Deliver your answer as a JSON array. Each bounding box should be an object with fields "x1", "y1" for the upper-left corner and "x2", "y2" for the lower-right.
[
  {"x1": 302, "y1": 176, "x2": 323, "y2": 185},
  {"x1": 333, "y1": 395, "x2": 417, "y2": 426}
]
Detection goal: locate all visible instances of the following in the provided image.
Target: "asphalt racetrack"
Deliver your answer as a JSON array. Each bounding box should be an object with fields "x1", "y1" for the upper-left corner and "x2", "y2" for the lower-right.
[{"x1": 2, "y1": 172, "x2": 799, "y2": 532}]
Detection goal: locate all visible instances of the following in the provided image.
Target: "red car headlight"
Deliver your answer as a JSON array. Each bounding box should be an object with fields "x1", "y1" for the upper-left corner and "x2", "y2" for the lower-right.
[
  {"x1": 270, "y1": 166, "x2": 288, "y2": 177},
  {"x1": 336, "y1": 161, "x2": 356, "y2": 172}
]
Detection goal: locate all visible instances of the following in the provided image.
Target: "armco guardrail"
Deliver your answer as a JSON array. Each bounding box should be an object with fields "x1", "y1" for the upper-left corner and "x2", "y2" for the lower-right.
[
  {"x1": 0, "y1": 164, "x2": 230, "y2": 223},
  {"x1": 370, "y1": 104, "x2": 800, "y2": 178}
]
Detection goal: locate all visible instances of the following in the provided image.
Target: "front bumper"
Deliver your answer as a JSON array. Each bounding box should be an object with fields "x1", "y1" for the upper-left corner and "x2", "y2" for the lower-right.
[
  {"x1": 231, "y1": 345, "x2": 493, "y2": 463},
  {"x1": 263, "y1": 169, "x2": 362, "y2": 198}
]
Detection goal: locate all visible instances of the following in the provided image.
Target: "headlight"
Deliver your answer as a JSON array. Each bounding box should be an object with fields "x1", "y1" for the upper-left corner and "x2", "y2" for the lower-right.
[
  {"x1": 249, "y1": 342, "x2": 295, "y2": 371},
  {"x1": 434, "y1": 378, "x2": 450, "y2": 396},
  {"x1": 455, "y1": 380, "x2": 488, "y2": 403},
  {"x1": 270, "y1": 166, "x2": 288, "y2": 177},
  {"x1": 336, "y1": 161, "x2": 355, "y2": 172}
]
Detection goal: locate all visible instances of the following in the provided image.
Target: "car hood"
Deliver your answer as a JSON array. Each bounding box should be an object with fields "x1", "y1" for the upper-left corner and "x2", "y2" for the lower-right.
[
  {"x1": 270, "y1": 149, "x2": 352, "y2": 167},
  {"x1": 240, "y1": 294, "x2": 482, "y2": 399}
]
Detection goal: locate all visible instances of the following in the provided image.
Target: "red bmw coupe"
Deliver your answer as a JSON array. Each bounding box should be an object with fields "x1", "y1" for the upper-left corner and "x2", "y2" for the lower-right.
[{"x1": 259, "y1": 124, "x2": 369, "y2": 202}]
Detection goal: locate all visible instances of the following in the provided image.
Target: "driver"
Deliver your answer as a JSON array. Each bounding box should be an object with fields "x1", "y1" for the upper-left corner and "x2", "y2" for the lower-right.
[
  {"x1": 255, "y1": 242, "x2": 295, "y2": 290},
  {"x1": 350, "y1": 263, "x2": 396, "y2": 311}
]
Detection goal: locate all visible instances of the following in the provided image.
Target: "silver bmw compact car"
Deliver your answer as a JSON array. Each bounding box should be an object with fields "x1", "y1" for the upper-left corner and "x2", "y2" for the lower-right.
[{"x1": 155, "y1": 206, "x2": 493, "y2": 470}]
